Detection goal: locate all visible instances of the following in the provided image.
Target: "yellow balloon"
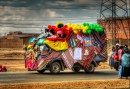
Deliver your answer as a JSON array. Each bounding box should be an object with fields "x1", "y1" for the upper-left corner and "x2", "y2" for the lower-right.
[
  {"x1": 75, "y1": 24, "x2": 78, "y2": 27},
  {"x1": 73, "y1": 26, "x2": 77, "y2": 30},
  {"x1": 70, "y1": 24, "x2": 73, "y2": 27},
  {"x1": 83, "y1": 29, "x2": 86, "y2": 33},
  {"x1": 76, "y1": 26, "x2": 79, "y2": 29},
  {"x1": 67, "y1": 23, "x2": 71, "y2": 26},
  {"x1": 80, "y1": 24, "x2": 84, "y2": 28},
  {"x1": 84, "y1": 26, "x2": 88, "y2": 30},
  {"x1": 67, "y1": 25, "x2": 70, "y2": 29},
  {"x1": 73, "y1": 30, "x2": 79, "y2": 34},
  {"x1": 80, "y1": 26, "x2": 84, "y2": 30}
]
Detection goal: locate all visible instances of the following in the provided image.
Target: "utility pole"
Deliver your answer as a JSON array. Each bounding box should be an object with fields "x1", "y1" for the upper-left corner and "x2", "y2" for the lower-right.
[{"x1": 98, "y1": 0, "x2": 130, "y2": 46}]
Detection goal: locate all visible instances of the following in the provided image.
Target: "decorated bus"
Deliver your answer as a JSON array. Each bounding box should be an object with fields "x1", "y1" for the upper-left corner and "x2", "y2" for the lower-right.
[{"x1": 24, "y1": 22, "x2": 107, "y2": 74}]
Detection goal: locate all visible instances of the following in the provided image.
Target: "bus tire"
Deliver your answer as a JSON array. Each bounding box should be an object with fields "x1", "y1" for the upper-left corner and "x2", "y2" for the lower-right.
[
  {"x1": 85, "y1": 63, "x2": 95, "y2": 73},
  {"x1": 50, "y1": 62, "x2": 61, "y2": 74},
  {"x1": 72, "y1": 67, "x2": 80, "y2": 73}
]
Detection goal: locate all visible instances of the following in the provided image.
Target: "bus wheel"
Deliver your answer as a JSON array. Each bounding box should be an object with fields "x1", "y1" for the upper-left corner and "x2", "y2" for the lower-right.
[
  {"x1": 50, "y1": 62, "x2": 61, "y2": 74},
  {"x1": 37, "y1": 69, "x2": 46, "y2": 74},
  {"x1": 72, "y1": 67, "x2": 80, "y2": 73},
  {"x1": 84, "y1": 64, "x2": 95, "y2": 73}
]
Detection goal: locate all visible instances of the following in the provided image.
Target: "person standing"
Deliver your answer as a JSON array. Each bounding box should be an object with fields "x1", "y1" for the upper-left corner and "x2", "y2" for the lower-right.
[
  {"x1": 122, "y1": 44, "x2": 129, "y2": 54},
  {"x1": 109, "y1": 47, "x2": 116, "y2": 69},
  {"x1": 118, "y1": 46, "x2": 124, "y2": 65},
  {"x1": 113, "y1": 52, "x2": 119, "y2": 71},
  {"x1": 2, "y1": 66, "x2": 7, "y2": 72},
  {"x1": 118, "y1": 49, "x2": 130, "y2": 79}
]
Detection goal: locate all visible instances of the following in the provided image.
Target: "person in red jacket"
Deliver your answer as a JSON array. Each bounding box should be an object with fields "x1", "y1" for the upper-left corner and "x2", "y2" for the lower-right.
[{"x1": 112, "y1": 52, "x2": 119, "y2": 71}]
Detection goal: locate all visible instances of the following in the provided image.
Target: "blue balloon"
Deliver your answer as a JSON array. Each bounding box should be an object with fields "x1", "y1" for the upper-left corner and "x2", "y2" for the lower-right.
[{"x1": 28, "y1": 37, "x2": 36, "y2": 43}]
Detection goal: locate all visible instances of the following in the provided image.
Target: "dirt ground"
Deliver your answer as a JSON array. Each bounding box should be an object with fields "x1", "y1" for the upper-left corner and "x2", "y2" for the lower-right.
[
  {"x1": 0, "y1": 49, "x2": 129, "y2": 89},
  {"x1": 0, "y1": 80, "x2": 129, "y2": 89}
]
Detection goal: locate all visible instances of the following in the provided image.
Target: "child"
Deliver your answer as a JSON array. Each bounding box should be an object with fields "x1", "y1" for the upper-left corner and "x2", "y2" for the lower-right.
[{"x1": 2, "y1": 66, "x2": 7, "y2": 72}]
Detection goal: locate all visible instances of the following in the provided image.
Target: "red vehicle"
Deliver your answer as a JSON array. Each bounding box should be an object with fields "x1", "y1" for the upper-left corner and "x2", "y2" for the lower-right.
[{"x1": 24, "y1": 23, "x2": 107, "y2": 74}]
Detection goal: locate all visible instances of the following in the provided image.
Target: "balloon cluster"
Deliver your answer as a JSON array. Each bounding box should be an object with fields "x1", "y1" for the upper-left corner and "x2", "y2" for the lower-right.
[
  {"x1": 67, "y1": 23, "x2": 104, "y2": 34},
  {"x1": 47, "y1": 22, "x2": 72, "y2": 37},
  {"x1": 47, "y1": 22, "x2": 104, "y2": 35}
]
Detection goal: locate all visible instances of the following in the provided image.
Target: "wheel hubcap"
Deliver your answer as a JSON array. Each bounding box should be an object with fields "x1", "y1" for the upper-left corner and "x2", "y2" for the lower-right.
[{"x1": 53, "y1": 65, "x2": 59, "y2": 72}]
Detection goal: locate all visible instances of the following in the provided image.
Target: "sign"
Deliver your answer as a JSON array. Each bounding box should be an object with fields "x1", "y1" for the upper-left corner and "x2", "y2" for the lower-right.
[
  {"x1": 83, "y1": 37, "x2": 92, "y2": 46},
  {"x1": 73, "y1": 47, "x2": 82, "y2": 60}
]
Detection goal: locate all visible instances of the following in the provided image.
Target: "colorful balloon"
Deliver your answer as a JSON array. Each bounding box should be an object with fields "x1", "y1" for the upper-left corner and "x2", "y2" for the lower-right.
[
  {"x1": 73, "y1": 30, "x2": 78, "y2": 34},
  {"x1": 28, "y1": 37, "x2": 36, "y2": 43},
  {"x1": 36, "y1": 38, "x2": 45, "y2": 45},
  {"x1": 86, "y1": 29, "x2": 92, "y2": 34},
  {"x1": 48, "y1": 25, "x2": 52, "y2": 30},
  {"x1": 99, "y1": 28, "x2": 103, "y2": 32}
]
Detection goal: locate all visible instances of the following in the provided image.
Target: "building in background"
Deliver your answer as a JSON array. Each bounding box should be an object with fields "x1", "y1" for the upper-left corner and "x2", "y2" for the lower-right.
[{"x1": 0, "y1": 31, "x2": 39, "y2": 49}]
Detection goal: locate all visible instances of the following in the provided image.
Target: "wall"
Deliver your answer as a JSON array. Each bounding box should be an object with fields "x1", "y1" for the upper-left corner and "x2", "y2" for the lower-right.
[
  {"x1": 97, "y1": 17, "x2": 130, "y2": 39},
  {"x1": 0, "y1": 39, "x2": 23, "y2": 48}
]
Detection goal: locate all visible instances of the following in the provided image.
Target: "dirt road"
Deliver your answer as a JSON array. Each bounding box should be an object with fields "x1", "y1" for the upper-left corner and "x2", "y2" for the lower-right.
[{"x1": 0, "y1": 69, "x2": 130, "y2": 89}]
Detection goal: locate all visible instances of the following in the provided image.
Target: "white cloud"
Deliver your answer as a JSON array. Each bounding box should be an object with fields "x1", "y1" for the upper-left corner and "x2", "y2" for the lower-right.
[
  {"x1": 46, "y1": 9, "x2": 64, "y2": 18},
  {"x1": 74, "y1": 0, "x2": 94, "y2": 4},
  {"x1": 0, "y1": 0, "x2": 101, "y2": 35},
  {"x1": 47, "y1": 1, "x2": 73, "y2": 6},
  {"x1": 49, "y1": 0, "x2": 96, "y2": 6}
]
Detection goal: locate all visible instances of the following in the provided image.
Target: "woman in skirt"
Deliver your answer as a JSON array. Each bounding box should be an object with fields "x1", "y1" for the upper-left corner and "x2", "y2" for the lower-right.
[
  {"x1": 118, "y1": 49, "x2": 130, "y2": 79},
  {"x1": 109, "y1": 47, "x2": 116, "y2": 69}
]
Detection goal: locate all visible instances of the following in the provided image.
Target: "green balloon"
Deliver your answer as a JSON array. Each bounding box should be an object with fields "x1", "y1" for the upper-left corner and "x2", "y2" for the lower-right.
[
  {"x1": 90, "y1": 24, "x2": 97, "y2": 30},
  {"x1": 93, "y1": 24, "x2": 97, "y2": 29},
  {"x1": 88, "y1": 26, "x2": 92, "y2": 30},
  {"x1": 99, "y1": 28, "x2": 103, "y2": 32},
  {"x1": 95, "y1": 28, "x2": 100, "y2": 33},
  {"x1": 96, "y1": 24, "x2": 101, "y2": 28},
  {"x1": 58, "y1": 23, "x2": 64, "y2": 28},
  {"x1": 83, "y1": 23, "x2": 89, "y2": 26},
  {"x1": 86, "y1": 29, "x2": 92, "y2": 34},
  {"x1": 86, "y1": 23, "x2": 89, "y2": 26},
  {"x1": 83, "y1": 23, "x2": 87, "y2": 26}
]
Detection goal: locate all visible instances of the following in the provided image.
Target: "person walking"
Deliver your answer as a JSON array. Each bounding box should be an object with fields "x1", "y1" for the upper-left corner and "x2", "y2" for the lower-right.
[
  {"x1": 118, "y1": 49, "x2": 130, "y2": 79},
  {"x1": 109, "y1": 47, "x2": 116, "y2": 69}
]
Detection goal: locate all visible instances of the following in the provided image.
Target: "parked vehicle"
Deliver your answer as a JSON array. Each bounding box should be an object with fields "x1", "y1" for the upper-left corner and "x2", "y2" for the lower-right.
[{"x1": 24, "y1": 22, "x2": 107, "y2": 74}]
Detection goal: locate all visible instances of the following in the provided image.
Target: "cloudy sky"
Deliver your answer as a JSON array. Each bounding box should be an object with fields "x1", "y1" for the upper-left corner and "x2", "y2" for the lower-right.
[{"x1": 0, "y1": 0, "x2": 129, "y2": 36}]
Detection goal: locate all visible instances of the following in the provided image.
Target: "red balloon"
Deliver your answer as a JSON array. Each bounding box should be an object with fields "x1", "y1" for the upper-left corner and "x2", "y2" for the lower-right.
[
  {"x1": 53, "y1": 26, "x2": 56, "y2": 30},
  {"x1": 54, "y1": 28, "x2": 58, "y2": 33},
  {"x1": 63, "y1": 25, "x2": 68, "y2": 29},
  {"x1": 69, "y1": 27, "x2": 73, "y2": 31},
  {"x1": 48, "y1": 25, "x2": 52, "y2": 30}
]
